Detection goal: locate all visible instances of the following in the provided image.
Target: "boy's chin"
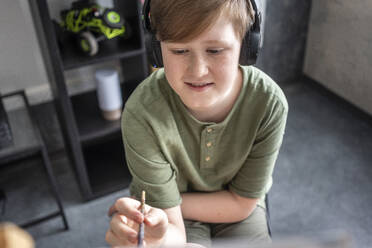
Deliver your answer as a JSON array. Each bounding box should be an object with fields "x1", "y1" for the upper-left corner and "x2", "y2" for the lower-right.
[{"x1": 184, "y1": 101, "x2": 217, "y2": 112}]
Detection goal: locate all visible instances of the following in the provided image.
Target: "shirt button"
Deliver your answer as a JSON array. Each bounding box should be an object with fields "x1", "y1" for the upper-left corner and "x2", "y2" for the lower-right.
[
  {"x1": 205, "y1": 156, "x2": 211, "y2": 162},
  {"x1": 206, "y1": 142, "x2": 212, "y2": 147},
  {"x1": 207, "y1": 128, "x2": 213, "y2": 133}
]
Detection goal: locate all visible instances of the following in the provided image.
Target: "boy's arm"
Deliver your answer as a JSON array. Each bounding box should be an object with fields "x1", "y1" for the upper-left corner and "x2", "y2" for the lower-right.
[
  {"x1": 161, "y1": 206, "x2": 187, "y2": 245},
  {"x1": 181, "y1": 190, "x2": 258, "y2": 223}
]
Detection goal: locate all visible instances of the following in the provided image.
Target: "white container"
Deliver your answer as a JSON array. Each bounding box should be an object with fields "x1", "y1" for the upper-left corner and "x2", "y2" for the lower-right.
[{"x1": 95, "y1": 69, "x2": 123, "y2": 121}]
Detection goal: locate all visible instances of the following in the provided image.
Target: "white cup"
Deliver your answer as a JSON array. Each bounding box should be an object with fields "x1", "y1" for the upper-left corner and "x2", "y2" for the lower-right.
[{"x1": 95, "y1": 69, "x2": 123, "y2": 121}]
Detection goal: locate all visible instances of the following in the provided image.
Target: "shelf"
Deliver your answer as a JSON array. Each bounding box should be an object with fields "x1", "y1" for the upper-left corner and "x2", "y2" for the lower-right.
[
  {"x1": 60, "y1": 17, "x2": 145, "y2": 70},
  {"x1": 0, "y1": 91, "x2": 69, "y2": 229},
  {"x1": 63, "y1": 45, "x2": 145, "y2": 71},
  {"x1": 83, "y1": 137, "x2": 131, "y2": 196},
  {"x1": 71, "y1": 79, "x2": 138, "y2": 146},
  {"x1": 0, "y1": 108, "x2": 41, "y2": 165},
  {"x1": 31, "y1": 0, "x2": 148, "y2": 199}
]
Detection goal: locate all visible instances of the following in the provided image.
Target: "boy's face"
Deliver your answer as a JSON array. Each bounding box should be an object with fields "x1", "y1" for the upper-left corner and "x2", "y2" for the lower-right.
[{"x1": 161, "y1": 14, "x2": 242, "y2": 114}]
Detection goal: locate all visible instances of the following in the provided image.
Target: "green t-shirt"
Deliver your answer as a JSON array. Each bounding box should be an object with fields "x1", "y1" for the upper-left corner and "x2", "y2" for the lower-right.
[{"x1": 122, "y1": 65, "x2": 288, "y2": 209}]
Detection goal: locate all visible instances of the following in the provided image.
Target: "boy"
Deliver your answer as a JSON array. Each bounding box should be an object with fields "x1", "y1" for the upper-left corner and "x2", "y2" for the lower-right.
[{"x1": 106, "y1": 0, "x2": 288, "y2": 247}]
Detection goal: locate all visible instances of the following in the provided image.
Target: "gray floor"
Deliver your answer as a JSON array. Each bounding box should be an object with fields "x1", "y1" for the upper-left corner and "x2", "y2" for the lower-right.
[{"x1": 0, "y1": 76, "x2": 371, "y2": 248}]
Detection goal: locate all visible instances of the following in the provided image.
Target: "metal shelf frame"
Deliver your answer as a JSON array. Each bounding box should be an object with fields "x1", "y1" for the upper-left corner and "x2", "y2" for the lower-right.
[{"x1": 0, "y1": 90, "x2": 68, "y2": 230}]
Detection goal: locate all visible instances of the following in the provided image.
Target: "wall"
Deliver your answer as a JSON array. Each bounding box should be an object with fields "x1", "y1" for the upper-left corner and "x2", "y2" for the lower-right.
[
  {"x1": 256, "y1": 0, "x2": 312, "y2": 84},
  {"x1": 303, "y1": 1, "x2": 372, "y2": 115},
  {"x1": 0, "y1": 0, "x2": 120, "y2": 109},
  {"x1": 0, "y1": 0, "x2": 49, "y2": 102}
]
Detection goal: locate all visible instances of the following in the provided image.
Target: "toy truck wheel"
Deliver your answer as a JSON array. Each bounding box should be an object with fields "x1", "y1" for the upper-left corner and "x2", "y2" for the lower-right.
[
  {"x1": 103, "y1": 9, "x2": 124, "y2": 29},
  {"x1": 78, "y1": 31, "x2": 98, "y2": 56}
]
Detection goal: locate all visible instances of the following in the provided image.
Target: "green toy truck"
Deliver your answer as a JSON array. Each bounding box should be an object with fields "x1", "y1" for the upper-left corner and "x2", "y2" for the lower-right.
[{"x1": 58, "y1": 0, "x2": 131, "y2": 56}]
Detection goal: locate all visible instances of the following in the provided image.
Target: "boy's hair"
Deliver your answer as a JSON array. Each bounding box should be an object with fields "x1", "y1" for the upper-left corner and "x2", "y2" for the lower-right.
[{"x1": 150, "y1": 0, "x2": 255, "y2": 42}]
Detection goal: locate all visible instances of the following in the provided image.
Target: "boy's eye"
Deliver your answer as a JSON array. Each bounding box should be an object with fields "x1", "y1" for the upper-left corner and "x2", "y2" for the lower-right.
[
  {"x1": 171, "y1": 49, "x2": 188, "y2": 55},
  {"x1": 207, "y1": 49, "x2": 224, "y2": 54}
]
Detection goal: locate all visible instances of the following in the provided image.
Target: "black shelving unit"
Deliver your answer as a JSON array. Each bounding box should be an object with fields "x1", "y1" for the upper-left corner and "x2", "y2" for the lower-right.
[
  {"x1": 29, "y1": 0, "x2": 148, "y2": 200},
  {"x1": 0, "y1": 90, "x2": 68, "y2": 229}
]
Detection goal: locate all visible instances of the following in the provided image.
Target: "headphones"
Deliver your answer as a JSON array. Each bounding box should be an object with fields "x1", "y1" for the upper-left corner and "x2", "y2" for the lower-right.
[{"x1": 142, "y1": 0, "x2": 262, "y2": 67}]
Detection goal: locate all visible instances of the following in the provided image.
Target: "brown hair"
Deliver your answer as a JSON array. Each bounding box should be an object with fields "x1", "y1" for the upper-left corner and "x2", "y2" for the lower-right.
[{"x1": 150, "y1": 0, "x2": 255, "y2": 42}]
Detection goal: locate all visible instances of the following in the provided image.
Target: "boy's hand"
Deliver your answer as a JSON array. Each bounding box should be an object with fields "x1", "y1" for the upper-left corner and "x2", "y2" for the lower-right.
[{"x1": 105, "y1": 197, "x2": 168, "y2": 247}]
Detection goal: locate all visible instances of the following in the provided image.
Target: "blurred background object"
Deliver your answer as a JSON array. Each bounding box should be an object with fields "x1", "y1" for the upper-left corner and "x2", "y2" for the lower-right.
[
  {"x1": 213, "y1": 231, "x2": 353, "y2": 248},
  {"x1": 95, "y1": 68, "x2": 123, "y2": 121},
  {"x1": 304, "y1": 1, "x2": 372, "y2": 115},
  {"x1": 0, "y1": 222, "x2": 35, "y2": 248}
]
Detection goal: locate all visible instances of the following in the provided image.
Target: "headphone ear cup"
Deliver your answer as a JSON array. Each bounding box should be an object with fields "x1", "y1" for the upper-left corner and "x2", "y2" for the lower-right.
[
  {"x1": 239, "y1": 32, "x2": 250, "y2": 65},
  {"x1": 145, "y1": 33, "x2": 156, "y2": 67},
  {"x1": 151, "y1": 35, "x2": 163, "y2": 67},
  {"x1": 239, "y1": 30, "x2": 261, "y2": 65},
  {"x1": 143, "y1": 0, "x2": 163, "y2": 68},
  {"x1": 145, "y1": 33, "x2": 163, "y2": 68}
]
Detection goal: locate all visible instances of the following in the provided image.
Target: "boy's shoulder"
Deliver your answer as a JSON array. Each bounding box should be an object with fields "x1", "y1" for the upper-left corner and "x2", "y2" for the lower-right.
[
  {"x1": 243, "y1": 65, "x2": 288, "y2": 111},
  {"x1": 124, "y1": 69, "x2": 170, "y2": 112}
]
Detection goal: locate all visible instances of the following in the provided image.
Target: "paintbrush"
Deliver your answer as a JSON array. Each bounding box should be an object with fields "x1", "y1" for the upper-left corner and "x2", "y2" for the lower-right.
[{"x1": 138, "y1": 190, "x2": 145, "y2": 247}]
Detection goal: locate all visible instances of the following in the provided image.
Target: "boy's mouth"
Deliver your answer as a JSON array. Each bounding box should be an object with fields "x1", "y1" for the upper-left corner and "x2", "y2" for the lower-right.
[{"x1": 185, "y1": 82, "x2": 214, "y2": 89}]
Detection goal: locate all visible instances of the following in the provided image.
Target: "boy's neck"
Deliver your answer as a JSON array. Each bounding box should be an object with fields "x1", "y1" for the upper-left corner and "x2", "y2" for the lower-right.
[{"x1": 188, "y1": 67, "x2": 243, "y2": 123}]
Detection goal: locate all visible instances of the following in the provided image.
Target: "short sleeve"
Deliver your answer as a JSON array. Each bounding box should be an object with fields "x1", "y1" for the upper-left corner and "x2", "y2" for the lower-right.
[
  {"x1": 229, "y1": 96, "x2": 288, "y2": 199},
  {"x1": 122, "y1": 109, "x2": 182, "y2": 209}
]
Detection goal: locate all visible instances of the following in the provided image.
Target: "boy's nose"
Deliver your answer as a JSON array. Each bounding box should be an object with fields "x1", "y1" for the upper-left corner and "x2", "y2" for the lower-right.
[{"x1": 187, "y1": 55, "x2": 209, "y2": 79}]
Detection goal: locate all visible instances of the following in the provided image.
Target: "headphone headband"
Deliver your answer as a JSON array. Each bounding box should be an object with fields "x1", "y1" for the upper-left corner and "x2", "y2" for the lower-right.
[
  {"x1": 250, "y1": 0, "x2": 261, "y2": 33},
  {"x1": 142, "y1": 0, "x2": 152, "y2": 32}
]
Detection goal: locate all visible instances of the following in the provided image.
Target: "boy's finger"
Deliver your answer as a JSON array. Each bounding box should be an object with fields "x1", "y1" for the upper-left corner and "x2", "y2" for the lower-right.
[
  {"x1": 108, "y1": 198, "x2": 143, "y2": 223},
  {"x1": 144, "y1": 208, "x2": 167, "y2": 227},
  {"x1": 108, "y1": 204, "x2": 117, "y2": 217},
  {"x1": 110, "y1": 214, "x2": 139, "y2": 242},
  {"x1": 105, "y1": 228, "x2": 136, "y2": 247}
]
